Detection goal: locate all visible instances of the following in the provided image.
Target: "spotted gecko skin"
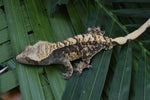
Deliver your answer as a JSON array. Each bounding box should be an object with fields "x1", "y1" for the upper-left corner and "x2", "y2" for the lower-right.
[{"x1": 16, "y1": 27, "x2": 116, "y2": 79}]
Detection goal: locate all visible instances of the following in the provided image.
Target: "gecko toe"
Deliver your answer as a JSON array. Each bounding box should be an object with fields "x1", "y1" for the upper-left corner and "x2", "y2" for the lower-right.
[
  {"x1": 74, "y1": 67, "x2": 83, "y2": 76},
  {"x1": 62, "y1": 72, "x2": 72, "y2": 79},
  {"x1": 61, "y1": 73, "x2": 66, "y2": 76},
  {"x1": 88, "y1": 65, "x2": 93, "y2": 69},
  {"x1": 63, "y1": 76, "x2": 70, "y2": 80},
  {"x1": 77, "y1": 71, "x2": 82, "y2": 76}
]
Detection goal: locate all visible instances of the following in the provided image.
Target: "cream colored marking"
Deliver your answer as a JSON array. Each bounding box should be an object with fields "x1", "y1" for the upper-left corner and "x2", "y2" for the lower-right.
[
  {"x1": 88, "y1": 27, "x2": 92, "y2": 32},
  {"x1": 83, "y1": 34, "x2": 90, "y2": 42},
  {"x1": 89, "y1": 47, "x2": 93, "y2": 51},
  {"x1": 83, "y1": 34, "x2": 95, "y2": 42},
  {"x1": 67, "y1": 38, "x2": 77, "y2": 45},
  {"x1": 95, "y1": 35, "x2": 100, "y2": 41},
  {"x1": 52, "y1": 44, "x2": 57, "y2": 49},
  {"x1": 89, "y1": 35, "x2": 95, "y2": 41},
  {"x1": 75, "y1": 35, "x2": 83, "y2": 42},
  {"x1": 108, "y1": 45, "x2": 113, "y2": 50},
  {"x1": 57, "y1": 42, "x2": 65, "y2": 48},
  {"x1": 100, "y1": 36, "x2": 106, "y2": 42},
  {"x1": 86, "y1": 52, "x2": 90, "y2": 56},
  {"x1": 95, "y1": 35, "x2": 105, "y2": 43},
  {"x1": 68, "y1": 52, "x2": 82, "y2": 61},
  {"x1": 60, "y1": 42, "x2": 65, "y2": 47},
  {"x1": 84, "y1": 47, "x2": 88, "y2": 51},
  {"x1": 96, "y1": 26, "x2": 101, "y2": 32},
  {"x1": 112, "y1": 18, "x2": 150, "y2": 45},
  {"x1": 63, "y1": 40, "x2": 70, "y2": 46}
]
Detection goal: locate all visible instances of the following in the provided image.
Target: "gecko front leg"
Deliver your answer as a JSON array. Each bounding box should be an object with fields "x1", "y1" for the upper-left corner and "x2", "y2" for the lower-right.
[
  {"x1": 74, "y1": 44, "x2": 103, "y2": 75},
  {"x1": 53, "y1": 57, "x2": 73, "y2": 79}
]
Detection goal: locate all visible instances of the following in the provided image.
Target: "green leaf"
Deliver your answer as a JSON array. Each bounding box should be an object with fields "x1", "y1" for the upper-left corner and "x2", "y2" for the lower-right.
[
  {"x1": 45, "y1": 0, "x2": 69, "y2": 16},
  {"x1": 109, "y1": 0, "x2": 150, "y2": 3},
  {"x1": 0, "y1": 9, "x2": 7, "y2": 30},
  {"x1": 67, "y1": 0, "x2": 88, "y2": 33},
  {"x1": 108, "y1": 43, "x2": 132, "y2": 100},
  {"x1": 0, "y1": 0, "x2": 3, "y2": 7},
  {"x1": 0, "y1": 29, "x2": 9, "y2": 44},
  {"x1": 113, "y1": 8, "x2": 150, "y2": 18},
  {"x1": 39, "y1": 74, "x2": 54, "y2": 100},
  {"x1": 130, "y1": 49, "x2": 150, "y2": 100},
  {"x1": 0, "y1": 42, "x2": 13, "y2": 63}
]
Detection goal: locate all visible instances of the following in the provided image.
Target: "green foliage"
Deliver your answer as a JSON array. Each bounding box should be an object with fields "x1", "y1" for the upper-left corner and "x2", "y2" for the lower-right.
[{"x1": 0, "y1": 0, "x2": 150, "y2": 100}]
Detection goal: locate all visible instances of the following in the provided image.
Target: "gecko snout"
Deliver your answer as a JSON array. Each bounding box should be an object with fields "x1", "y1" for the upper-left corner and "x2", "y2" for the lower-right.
[
  {"x1": 16, "y1": 54, "x2": 23, "y2": 63},
  {"x1": 16, "y1": 53, "x2": 29, "y2": 64}
]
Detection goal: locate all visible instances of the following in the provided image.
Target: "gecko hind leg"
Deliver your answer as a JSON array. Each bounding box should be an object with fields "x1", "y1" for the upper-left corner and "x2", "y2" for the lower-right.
[
  {"x1": 74, "y1": 44, "x2": 103, "y2": 75},
  {"x1": 74, "y1": 61, "x2": 93, "y2": 76},
  {"x1": 88, "y1": 26, "x2": 105, "y2": 35},
  {"x1": 74, "y1": 45, "x2": 98, "y2": 75}
]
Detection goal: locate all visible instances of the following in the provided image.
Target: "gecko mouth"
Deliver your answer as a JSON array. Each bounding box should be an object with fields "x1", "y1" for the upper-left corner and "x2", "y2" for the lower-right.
[
  {"x1": 16, "y1": 54, "x2": 29, "y2": 64},
  {"x1": 16, "y1": 54, "x2": 22, "y2": 62}
]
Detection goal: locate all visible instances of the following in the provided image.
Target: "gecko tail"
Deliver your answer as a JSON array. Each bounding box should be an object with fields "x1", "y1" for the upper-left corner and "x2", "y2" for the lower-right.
[{"x1": 112, "y1": 18, "x2": 150, "y2": 45}]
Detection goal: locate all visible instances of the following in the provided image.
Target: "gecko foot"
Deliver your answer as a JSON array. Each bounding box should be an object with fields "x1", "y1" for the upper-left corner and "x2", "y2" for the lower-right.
[
  {"x1": 74, "y1": 61, "x2": 93, "y2": 76},
  {"x1": 62, "y1": 69, "x2": 73, "y2": 79}
]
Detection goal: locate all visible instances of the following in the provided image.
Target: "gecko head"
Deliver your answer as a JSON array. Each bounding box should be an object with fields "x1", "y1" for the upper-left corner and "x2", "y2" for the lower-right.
[
  {"x1": 16, "y1": 45, "x2": 39, "y2": 65},
  {"x1": 16, "y1": 41, "x2": 54, "y2": 65}
]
